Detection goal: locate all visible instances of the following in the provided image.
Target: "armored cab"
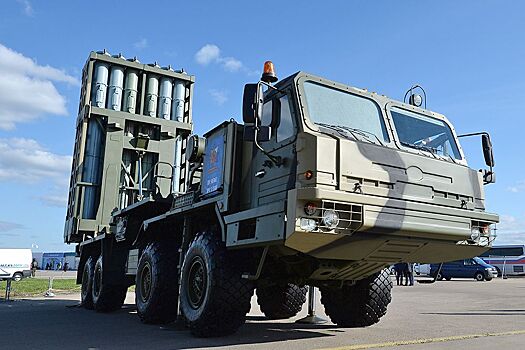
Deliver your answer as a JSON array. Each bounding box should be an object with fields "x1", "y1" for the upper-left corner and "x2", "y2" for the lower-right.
[{"x1": 64, "y1": 50, "x2": 194, "y2": 243}]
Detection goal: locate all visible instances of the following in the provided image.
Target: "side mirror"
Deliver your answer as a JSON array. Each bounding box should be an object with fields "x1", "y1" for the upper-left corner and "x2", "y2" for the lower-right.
[
  {"x1": 242, "y1": 83, "x2": 263, "y2": 124},
  {"x1": 482, "y1": 134, "x2": 495, "y2": 168}
]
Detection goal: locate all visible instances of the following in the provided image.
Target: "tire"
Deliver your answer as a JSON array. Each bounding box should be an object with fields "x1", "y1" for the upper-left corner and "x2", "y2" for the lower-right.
[
  {"x1": 486, "y1": 277, "x2": 493, "y2": 281},
  {"x1": 436, "y1": 273, "x2": 444, "y2": 281},
  {"x1": 136, "y1": 242, "x2": 180, "y2": 324},
  {"x1": 257, "y1": 283, "x2": 307, "y2": 319},
  {"x1": 320, "y1": 269, "x2": 392, "y2": 327},
  {"x1": 474, "y1": 272, "x2": 485, "y2": 282},
  {"x1": 445, "y1": 277, "x2": 452, "y2": 281},
  {"x1": 12, "y1": 272, "x2": 23, "y2": 282},
  {"x1": 179, "y1": 232, "x2": 254, "y2": 337},
  {"x1": 81, "y1": 257, "x2": 96, "y2": 309},
  {"x1": 92, "y1": 255, "x2": 127, "y2": 312}
]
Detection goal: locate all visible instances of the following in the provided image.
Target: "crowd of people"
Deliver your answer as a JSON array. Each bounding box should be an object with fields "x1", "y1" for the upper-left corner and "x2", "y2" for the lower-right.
[{"x1": 393, "y1": 263, "x2": 414, "y2": 286}]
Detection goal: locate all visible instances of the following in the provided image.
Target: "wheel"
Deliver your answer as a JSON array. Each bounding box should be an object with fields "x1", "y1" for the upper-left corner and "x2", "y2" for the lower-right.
[
  {"x1": 179, "y1": 232, "x2": 254, "y2": 337},
  {"x1": 12, "y1": 272, "x2": 23, "y2": 282},
  {"x1": 445, "y1": 277, "x2": 452, "y2": 281},
  {"x1": 256, "y1": 283, "x2": 307, "y2": 319},
  {"x1": 91, "y1": 255, "x2": 127, "y2": 312},
  {"x1": 320, "y1": 269, "x2": 392, "y2": 327},
  {"x1": 136, "y1": 241, "x2": 180, "y2": 324},
  {"x1": 81, "y1": 257, "x2": 96, "y2": 309},
  {"x1": 486, "y1": 277, "x2": 493, "y2": 281},
  {"x1": 436, "y1": 273, "x2": 444, "y2": 281},
  {"x1": 474, "y1": 272, "x2": 485, "y2": 281}
]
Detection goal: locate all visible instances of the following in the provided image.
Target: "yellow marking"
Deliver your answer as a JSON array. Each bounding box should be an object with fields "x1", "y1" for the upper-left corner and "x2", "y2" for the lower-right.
[{"x1": 316, "y1": 329, "x2": 525, "y2": 350}]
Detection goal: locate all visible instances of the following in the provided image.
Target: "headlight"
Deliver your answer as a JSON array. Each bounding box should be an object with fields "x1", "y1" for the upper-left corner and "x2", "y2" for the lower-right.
[
  {"x1": 300, "y1": 218, "x2": 317, "y2": 232},
  {"x1": 322, "y1": 209, "x2": 339, "y2": 229}
]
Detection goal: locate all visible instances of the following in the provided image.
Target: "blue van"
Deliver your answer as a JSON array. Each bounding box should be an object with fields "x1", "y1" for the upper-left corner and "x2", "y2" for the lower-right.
[{"x1": 430, "y1": 257, "x2": 498, "y2": 281}]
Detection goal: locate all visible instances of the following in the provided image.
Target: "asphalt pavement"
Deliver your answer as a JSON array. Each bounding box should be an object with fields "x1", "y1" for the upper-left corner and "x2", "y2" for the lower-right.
[{"x1": 1, "y1": 277, "x2": 524, "y2": 350}]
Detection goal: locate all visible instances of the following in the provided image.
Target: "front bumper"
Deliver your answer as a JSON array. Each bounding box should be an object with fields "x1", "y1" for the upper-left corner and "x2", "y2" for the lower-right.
[{"x1": 285, "y1": 187, "x2": 498, "y2": 263}]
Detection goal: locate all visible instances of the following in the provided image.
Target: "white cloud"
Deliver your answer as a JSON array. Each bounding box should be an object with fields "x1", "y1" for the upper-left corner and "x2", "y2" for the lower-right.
[
  {"x1": 37, "y1": 193, "x2": 68, "y2": 207},
  {"x1": 17, "y1": 0, "x2": 34, "y2": 16},
  {"x1": 507, "y1": 180, "x2": 525, "y2": 193},
  {"x1": 210, "y1": 89, "x2": 228, "y2": 106},
  {"x1": 195, "y1": 44, "x2": 221, "y2": 65},
  {"x1": 0, "y1": 138, "x2": 71, "y2": 186},
  {"x1": 194, "y1": 44, "x2": 248, "y2": 73},
  {"x1": 0, "y1": 220, "x2": 25, "y2": 232},
  {"x1": 494, "y1": 214, "x2": 525, "y2": 245},
  {"x1": 220, "y1": 57, "x2": 243, "y2": 72},
  {"x1": 133, "y1": 38, "x2": 148, "y2": 50},
  {"x1": 0, "y1": 43, "x2": 79, "y2": 130}
]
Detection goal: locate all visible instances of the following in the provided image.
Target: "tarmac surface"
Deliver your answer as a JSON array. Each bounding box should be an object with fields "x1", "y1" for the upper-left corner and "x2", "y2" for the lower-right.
[{"x1": 1, "y1": 277, "x2": 524, "y2": 350}]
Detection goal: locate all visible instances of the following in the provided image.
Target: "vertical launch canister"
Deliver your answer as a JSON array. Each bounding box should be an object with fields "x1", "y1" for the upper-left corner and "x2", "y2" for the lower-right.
[
  {"x1": 91, "y1": 63, "x2": 109, "y2": 108},
  {"x1": 171, "y1": 80, "x2": 185, "y2": 122},
  {"x1": 158, "y1": 77, "x2": 173, "y2": 120},
  {"x1": 123, "y1": 69, "x2": 139, "y2": 114},
  {"x1": 81, "y1": 118, "x2": 105, "y2": 219},
  {"x1": 145, "y1": 74, "x2": 159, "y2": 117},
  {"x1": 107, "y1": 65, "x2": 125, "y2": 111}
]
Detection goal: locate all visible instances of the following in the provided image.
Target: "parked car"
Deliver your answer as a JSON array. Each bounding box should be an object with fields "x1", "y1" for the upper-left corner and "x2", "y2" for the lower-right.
[
  {"x1": 0, "y1": 249, "x2": 32, "y2": 281},
  {"x1": 414, "y1": 263, "x2": 431, "y2": 276},
  {"x1": 430, "y1": 257, "x2": 497, "y2": 281}
]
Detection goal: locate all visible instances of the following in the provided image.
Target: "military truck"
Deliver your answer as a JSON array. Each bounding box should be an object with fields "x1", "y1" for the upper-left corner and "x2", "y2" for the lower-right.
[{"x1": 64, "y1": 51, "x2": 498, "y2": 337}]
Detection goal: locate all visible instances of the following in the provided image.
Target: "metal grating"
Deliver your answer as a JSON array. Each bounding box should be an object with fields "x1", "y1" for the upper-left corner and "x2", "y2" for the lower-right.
[{"x1": 306, "y1": 200, "x2": 363, "y2": 235}]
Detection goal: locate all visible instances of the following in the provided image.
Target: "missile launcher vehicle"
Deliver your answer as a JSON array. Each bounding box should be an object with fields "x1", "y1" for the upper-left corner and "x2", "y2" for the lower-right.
[{"x1": 65, "y1": 51, "x2": 498, "y2": 337}]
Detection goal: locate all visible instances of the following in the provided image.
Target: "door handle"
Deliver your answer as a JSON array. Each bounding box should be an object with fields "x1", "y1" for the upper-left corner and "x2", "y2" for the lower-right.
[{"x1": 255, "y1": 169, "x2": 266, "y2": 178}]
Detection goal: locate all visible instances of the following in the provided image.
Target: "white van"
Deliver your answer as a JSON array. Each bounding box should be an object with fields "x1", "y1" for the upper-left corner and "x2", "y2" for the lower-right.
[{"x1": 0, "y1": 249, "x2": 32, "y2": 281}]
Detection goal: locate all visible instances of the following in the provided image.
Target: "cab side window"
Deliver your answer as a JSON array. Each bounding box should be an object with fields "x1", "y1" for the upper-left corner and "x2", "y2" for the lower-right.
[{"x1": 277, "y1": 95, "x2": 294, "y2": 142}]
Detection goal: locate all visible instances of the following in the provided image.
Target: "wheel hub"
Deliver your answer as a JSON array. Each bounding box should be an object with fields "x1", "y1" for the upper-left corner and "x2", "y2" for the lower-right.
[
  {"x1": 187, "y1": 256, "x2": 207, "y2": 309},
  {"x1": 140, "y1": 262, "x2": 152, "y2": 302}
]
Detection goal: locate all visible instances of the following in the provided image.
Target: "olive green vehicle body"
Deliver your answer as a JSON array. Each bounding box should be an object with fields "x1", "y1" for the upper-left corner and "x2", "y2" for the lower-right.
[{"x1": 66, "y1": 53, "x2": 498, "y2": 287}]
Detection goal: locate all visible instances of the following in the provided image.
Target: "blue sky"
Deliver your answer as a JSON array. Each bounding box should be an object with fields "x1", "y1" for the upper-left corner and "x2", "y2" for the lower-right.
[{"x1": 0, "y1": 0, "x2": 523, "y2": 252}]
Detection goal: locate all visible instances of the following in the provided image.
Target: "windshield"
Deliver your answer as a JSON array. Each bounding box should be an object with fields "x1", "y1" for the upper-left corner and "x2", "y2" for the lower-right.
[
  {"x1": 303, "y1": 82, "x2": 390, "y2": 143},
  {"x1": 390, "y1": 107, "x2": 461, "y2": 160}
]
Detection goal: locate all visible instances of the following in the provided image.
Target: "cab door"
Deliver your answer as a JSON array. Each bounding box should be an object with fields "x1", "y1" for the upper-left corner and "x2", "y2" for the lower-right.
[{"x1": 249, "y1": 90, "x2": 297, "y2": 209}]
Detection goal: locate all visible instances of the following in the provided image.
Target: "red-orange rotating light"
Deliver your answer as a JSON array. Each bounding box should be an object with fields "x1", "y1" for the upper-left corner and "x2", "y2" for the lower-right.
[{"x1": 261, "y1": 61, "x2": 278, "y2": 83}]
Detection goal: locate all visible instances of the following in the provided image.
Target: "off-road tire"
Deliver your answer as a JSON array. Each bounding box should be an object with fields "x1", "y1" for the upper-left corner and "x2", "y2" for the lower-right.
[
  {"x1": 474, "y1": 272, "x2": 485, "y2": 281},
  {"x1": 136, "y1": 241, "x2": 180, "y2": 324},
  {"x1": 180, "y1": 232, "x2": 254, "y2": 337},
  {"x1": 320, "y1": 269, "x2": 392, "y2": 327},
  {"x1": 92, "y1": 255, "x2": 127, "y2": 312},
  {"x1": 257, "y1": 283, "x2": 307, "y2": 319},
  {"x1": 81, "y1": 256, "x2": 96, "y2": 309}
]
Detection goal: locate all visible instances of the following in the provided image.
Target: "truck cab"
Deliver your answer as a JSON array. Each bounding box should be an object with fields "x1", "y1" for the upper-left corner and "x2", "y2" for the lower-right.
[{"x1": 237, "y1": 70, "x2": 498, "y2": 281}]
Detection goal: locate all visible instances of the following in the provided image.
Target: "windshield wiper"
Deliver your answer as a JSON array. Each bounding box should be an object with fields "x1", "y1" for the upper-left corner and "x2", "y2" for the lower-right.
[
  {"x1": 400, "y1": 141, "x2": 439, "y2": 158},
  {"x1": 338, "y1": 126, "x2": 385, "y2": 146},
  {"x1": 316, "y1": 123, "x2": 379, "y2": 145}
]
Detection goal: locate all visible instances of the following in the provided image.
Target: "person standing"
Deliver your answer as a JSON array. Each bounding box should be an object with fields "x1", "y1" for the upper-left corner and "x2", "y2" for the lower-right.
[
  {"x1": 31, "y1": 258, "x2": 38, "y2": 277},
  {"x1": 393, "y1": 263, "x2": 404, "y2": 286},
  {"x1": 407, "y1": 262, "x2": 414, "y2": 286}
]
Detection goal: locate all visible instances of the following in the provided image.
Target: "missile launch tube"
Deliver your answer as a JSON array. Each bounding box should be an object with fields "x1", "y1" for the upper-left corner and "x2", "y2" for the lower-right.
[
  {"x1": 107, "y1": 66, "x2": 124, "y2": 111},
  {"x1": 145, "y1": 75, "x2": 159, "y2": 117},
  {"x1": 91, "y1": 63, "x2": 109, "y2": 108},
  {"x1": 158, "y1": 77, "x2": 173, "y2": 119},
  {"x1": 123, "y1": 69, "x2": 138, "y2": 113},
  {"x1": 81, "y1": 118, "x2": 105, "y2": 219},
  {"x1": 171, "y1": 80, "x2": 185, "y2": 122}
]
